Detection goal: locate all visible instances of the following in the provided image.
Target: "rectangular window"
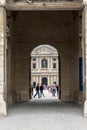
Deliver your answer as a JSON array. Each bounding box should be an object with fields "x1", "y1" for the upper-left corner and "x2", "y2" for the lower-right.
[
  {"x1": 33, "y1": 63, "x2": 36, "y2": 68},
  {"x1": 53, "y1": 63, "x2": 56, "y2": 68}
]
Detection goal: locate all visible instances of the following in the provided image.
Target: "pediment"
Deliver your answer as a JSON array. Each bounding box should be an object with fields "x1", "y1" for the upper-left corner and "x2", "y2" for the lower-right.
[{"x1": 31, "y1": 45, "x2": 58, "y2": 55}]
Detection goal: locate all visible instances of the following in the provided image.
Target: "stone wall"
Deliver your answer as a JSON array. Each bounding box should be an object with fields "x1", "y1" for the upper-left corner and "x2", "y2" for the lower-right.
[{"x1": 0, "y1": 6, "x2": 6, "y2": 115}]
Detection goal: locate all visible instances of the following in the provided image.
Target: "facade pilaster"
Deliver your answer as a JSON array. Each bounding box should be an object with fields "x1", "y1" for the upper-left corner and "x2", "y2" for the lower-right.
[
  {"x1": 38, "y1": 75, "x2": 41, "y2": 85},
  {"x1": 51, "y1": 76, "x2": 52, "y2": 85},
  {"x1": 51, "y1": 56, "x2": 52, "y2": 69},
  {"x1": 49, "y1": 56, "x2": 51, "y2": 69},
  {"x1": 0, "y1": 0, "x2": 7, "y2": 115},
  {"x1": 38, "y1": 56, "x2": 41, "y2": 69},
  {"x1": 49, "y1": 76, "x2": 51, "y2": 86},
  {"x1": 37, "y1": 56, "x2": 38, "y2": 69},
  {"x1": 83, "y1": 1, "x2": 87, "y2": 116},
  {"x1": 37, "y1": 75, "x2": 38, "y2": 84},
  {"x1": 48, "y1": 75, "x2": 49, "y2": 86},
  {"x1": 48, "y1": 56, "x2": 49, "y2": 68},
  {"x1": 38, "y1": 75, "x2": 39, "y2": 85},
  {"x1": 38, "y1": 56, "x2": 39, "y2": 69}
]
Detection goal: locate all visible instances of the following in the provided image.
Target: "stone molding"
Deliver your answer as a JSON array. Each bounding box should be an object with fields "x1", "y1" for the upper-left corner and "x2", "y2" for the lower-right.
[{"x1": 6, "y1": 1, "x2": 82, "y2": 10}]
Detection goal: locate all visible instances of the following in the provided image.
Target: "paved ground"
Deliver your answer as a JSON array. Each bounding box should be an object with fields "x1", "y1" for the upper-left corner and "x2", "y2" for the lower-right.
[{"x1": 0, "y1": 90, "x2": 87, "y2": 130}]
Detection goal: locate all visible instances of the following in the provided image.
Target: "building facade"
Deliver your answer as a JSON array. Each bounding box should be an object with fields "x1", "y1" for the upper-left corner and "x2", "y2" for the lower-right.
[{"x1": 31, "y1": 45, "x2": 59, "y2": 87}]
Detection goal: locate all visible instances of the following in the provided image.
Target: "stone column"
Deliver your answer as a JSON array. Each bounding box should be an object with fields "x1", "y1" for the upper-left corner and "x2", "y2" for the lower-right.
[
  {"x1": 83, "y1": 0, "x2": 87, "y2": 116},
  {"x1": 0, "y1": 0, "x2": 7, "y2": 115},
  {"x1": 29, "y1": 56, "x2": 31, "y2": 99}
]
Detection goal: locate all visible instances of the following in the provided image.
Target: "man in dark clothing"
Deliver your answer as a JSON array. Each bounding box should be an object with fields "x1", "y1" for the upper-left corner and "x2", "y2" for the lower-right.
[
  {"x1": 34, "y1": 83, "x2": 40, "y2": 98},
  {"x1": 40, "y1": 84, "x2": 45, "y2": 97}
]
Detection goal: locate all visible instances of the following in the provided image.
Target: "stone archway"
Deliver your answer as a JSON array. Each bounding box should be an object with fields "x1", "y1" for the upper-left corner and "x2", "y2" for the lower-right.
[
  {"x1": 6, "y1": 10, "x2": 83, "y2": 109},
  {"x1": 1, "y1": 0, "x2": 87, "y2": 116}
]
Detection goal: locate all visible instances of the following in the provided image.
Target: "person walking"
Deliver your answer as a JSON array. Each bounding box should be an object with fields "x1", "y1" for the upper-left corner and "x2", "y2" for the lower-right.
[
  {"x1": 56, "y1": 84, "x2": 59, "y2": 96},
  {"x1": 40, "y1": 84, "x2": 45, "y2": 97},
  {"x1": 52, "y1": 82, "x2": 57, "y2": 97},
  {"x1": 34, "y1": 83, "x2": 40, "y2": 98}
]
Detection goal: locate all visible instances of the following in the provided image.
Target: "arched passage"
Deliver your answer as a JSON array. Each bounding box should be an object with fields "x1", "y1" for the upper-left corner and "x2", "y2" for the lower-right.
[
  {"x1": 31, "y1": 44, "x2": 59, "y2": 99},
  {"x1": 6, "y1": 10, "x2": 83, "y2": 110}
]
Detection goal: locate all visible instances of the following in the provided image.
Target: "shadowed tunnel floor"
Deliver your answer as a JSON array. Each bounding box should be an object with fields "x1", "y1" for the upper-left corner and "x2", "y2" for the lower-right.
[
  {"x1": 8, "y1": 99, "x2": 82, "y2": 116},
  {"x1": 0, "y1": 99, "x2": 87, "y2": 130}
]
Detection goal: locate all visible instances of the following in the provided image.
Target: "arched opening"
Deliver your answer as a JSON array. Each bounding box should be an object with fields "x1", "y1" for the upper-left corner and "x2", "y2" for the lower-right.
[
  {"x1": 6, "y1": 10, "x2": 84, "y2": 116},
  {"x1": 31, "y1": 44, "x2": 59, "y2": 99}
]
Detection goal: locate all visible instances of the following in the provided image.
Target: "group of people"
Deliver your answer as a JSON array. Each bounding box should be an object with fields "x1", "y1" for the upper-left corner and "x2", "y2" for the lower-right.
[
  {"x1": 32, "y1": 82, "x2": 59, "y2": 98},
  {"x1": 48, "y1": 83, "x2": 59, "y2": 97},
  {"x1": 33, "y1": 83, "x2": 45, "y2": 98}
]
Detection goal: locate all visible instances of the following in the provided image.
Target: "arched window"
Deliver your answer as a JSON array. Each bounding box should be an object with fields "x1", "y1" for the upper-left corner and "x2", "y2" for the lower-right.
[{"x1": 42, "y1": 59, "x2": 48, "y2": 68}]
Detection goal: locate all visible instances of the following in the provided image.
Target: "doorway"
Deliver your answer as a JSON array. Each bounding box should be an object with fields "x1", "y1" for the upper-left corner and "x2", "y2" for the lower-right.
[{"x1": 42, "y1": 77, "x2": 47, "y2": 86}]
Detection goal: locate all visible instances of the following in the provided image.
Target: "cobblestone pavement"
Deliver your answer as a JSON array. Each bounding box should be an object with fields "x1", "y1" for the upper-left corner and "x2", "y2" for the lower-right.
[{"x1": 0, "y1": 90, "x2": 87, "y2": 130}]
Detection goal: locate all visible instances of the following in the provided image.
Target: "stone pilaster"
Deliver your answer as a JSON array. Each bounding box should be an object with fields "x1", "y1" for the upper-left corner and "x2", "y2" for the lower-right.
[
  {"x1": 83, "y1": 1, "x2": 87, "y2": 116},
  {"x1": 29, "y1": 56, "x2": 31, "y2": 99},
  {"x1": 48, "y1": 56, "x2": 49, "y2": 68},
  {"x1": 48, "y1": 75, "x2": 49, "y2": 86},
  {"x1": 37, "y1": 56, "x2": 38, "y2": 69},
  {"x1": 51, "y1": 56, "x2": 52, "y2": 69},
  {"x1": 38, "y1": 57, "x2": 41, "y2": 69},
  {"x1": 0, "y1": 0, "x2": 7, "y2": 115}
]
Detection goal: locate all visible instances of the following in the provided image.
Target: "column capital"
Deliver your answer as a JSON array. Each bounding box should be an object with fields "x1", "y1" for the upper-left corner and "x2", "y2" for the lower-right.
[{"x1": 0, "y1": 0, "x2": 6, "y2": 7}]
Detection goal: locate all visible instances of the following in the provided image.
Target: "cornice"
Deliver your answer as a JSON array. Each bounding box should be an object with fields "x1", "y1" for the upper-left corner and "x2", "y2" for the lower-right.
[{"x1": 6, "y1": 1, "x2": 82, "y2": 11}]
